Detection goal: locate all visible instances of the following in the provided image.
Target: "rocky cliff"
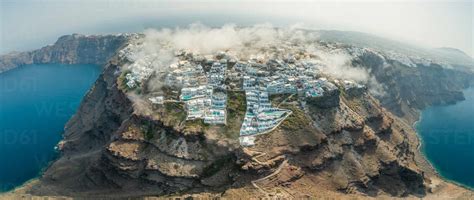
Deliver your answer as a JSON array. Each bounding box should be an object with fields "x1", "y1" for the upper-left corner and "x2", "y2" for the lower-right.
[
  {"x1": 0, "y1": 34, "x2": 129, "y2": 73},
  {"x1": 22, "y1": 52, "x2": 473, "y2": 198},
  {"x1": 352, "y1": 49, "x2": 474, "y2": 123}
]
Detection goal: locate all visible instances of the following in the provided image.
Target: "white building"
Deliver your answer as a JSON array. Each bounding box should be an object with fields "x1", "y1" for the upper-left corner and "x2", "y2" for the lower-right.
[{"x1": 148, "y1": 96, "x2": 164, "y2": 104}]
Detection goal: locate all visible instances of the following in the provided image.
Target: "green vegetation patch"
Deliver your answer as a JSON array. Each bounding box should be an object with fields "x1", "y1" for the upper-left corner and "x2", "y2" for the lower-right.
[
  {"x1": 140, "y1": 120, "x2": 154, "y2": 141},
  {"x1": 117, "y1": 70, "x2": 134, "y2": 92},
  {"x1": 337, "y1": 85, "x2": 347, "y2": 97},
  {"x1": 222, "y1": 91, "x2": 247, "y2": 139},
  {"x1": 280, "y1": 104, "x2": 312, "y2": 131},
  {"x1": 183, "y1": 119, "x2": 209, "y2": 133},
  {"x1": 163, "y1": 102, "x2": 187, "y2": 124},
  {"x1": 269, "y1": 93, "x2": 294, "y2": 107}
]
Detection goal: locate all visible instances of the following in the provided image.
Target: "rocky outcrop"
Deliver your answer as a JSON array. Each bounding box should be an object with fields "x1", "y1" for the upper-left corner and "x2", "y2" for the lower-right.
[
  {"x1": 306, "y1": 88, "x2": 341, "y2": 108},
  {"x1": 0, "y1": 34, "x2": 129, "y2": 73},
  {"x1": 243, "y1": 90, "x2": 427, "y2": 197},
  {"x1": 345, "y1": 85, "x2": 367, "y2": 97}
]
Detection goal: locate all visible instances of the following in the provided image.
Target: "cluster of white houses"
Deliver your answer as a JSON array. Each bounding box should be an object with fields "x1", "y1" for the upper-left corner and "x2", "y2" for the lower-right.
[
  {"x1": 171, "y1": 60, "x2": 228, "y2": 124},
  {"x1": 239, "y1": 87, "x2": 292, "y2": 146},
  {"x1": 125, "y1": 59, "x2": 155, "y2": 88},
  {"x1": 123, "y1": 47, "x2": 358, "y2": 146},
  {"x1": 236, "y1": 58, "x2": 340, "y2": 146}
]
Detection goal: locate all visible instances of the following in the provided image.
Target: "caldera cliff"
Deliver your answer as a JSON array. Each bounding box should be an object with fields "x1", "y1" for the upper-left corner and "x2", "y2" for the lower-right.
[
  {"x1": 0, "y1": 34, "x2": 129, "y2": 73},
  {"x1": 2, "y1": 32, "x2": 474, "y2": 199}
]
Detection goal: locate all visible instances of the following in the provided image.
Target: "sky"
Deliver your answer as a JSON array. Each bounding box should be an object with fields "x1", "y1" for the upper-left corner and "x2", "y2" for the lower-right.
[{"x1": 0, "y1": 0, "x2": 472, "y2": 57}]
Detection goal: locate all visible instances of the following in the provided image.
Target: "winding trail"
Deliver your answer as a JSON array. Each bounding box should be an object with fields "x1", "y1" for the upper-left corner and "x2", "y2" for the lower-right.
[{"x1": 251, "y1": 158, "x2": 288, "y2": 196}]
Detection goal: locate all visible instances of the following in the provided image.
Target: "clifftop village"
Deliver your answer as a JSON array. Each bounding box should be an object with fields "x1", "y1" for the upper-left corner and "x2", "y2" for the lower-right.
[{"x1": 119, "y1": 40, "x2": 365, "y2": 146}]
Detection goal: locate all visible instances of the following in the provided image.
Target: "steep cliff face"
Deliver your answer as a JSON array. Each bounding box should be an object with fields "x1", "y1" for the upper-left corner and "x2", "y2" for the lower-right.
[
  {"x1": 352, "y1": 50, "x2": 474, "y2": 122},
  {"x1": 0, "y1": 34, "x2": 129, "y2": 73},
  {"x1": 239, "y1": 88, "x2": 427, "y2": 198},
  {"x1": 26, "y1": 58, "x2": 135, "y2": 196}
]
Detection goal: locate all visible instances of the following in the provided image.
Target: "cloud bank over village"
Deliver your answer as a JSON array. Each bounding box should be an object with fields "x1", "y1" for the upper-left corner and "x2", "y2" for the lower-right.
[
  {"x1": 123, "y1": 24, "x2": 385, "y2": 96},
  {"x1": 141, "y1": 23, "x2": 313, "y2": 55},
  {"x1": 3, "y1": 1, "x2": 471, "y2": 58}
]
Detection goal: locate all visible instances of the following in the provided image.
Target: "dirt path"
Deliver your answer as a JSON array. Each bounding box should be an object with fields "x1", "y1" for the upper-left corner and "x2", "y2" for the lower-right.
[
  {"x1": 277, "y1": 94, "x2": 295, "y2": 107},
  {"x1": 251, "y1": 159, "x2": 288, "y2": 196}
]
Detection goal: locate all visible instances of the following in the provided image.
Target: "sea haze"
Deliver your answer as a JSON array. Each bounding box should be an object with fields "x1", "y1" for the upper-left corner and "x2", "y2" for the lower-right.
[
  {"x1": 0, "y1": 64, "x2": 101, "y2": 192},
  {"x1": 417, "y1": 87, "x2": 474, "y2": 189}
]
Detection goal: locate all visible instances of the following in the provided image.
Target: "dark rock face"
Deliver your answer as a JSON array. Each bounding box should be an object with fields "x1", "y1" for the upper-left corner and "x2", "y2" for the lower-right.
[
  {"x1": 99, "y1": 114, "x2": 235, "y2": 194},
  {"x1": 345, "y1": 86, "x2": 367, "y2": 97},
  {"x1": 306, "y1": 89, "x2": 341, "y2": 108},
  {"x1": 301, "y1": 92, "x2": 426, "y2": 197},
  {"x1": 375, "y1": 162, "x2": 426, "y2": 197},
  {"x1": 0, "y1": 34, "x2": 129, "y2": 73}
]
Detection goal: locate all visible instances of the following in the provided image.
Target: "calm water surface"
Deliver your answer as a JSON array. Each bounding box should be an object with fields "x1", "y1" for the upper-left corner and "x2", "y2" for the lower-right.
[
  {"x1": 0, "y1": 64, "x2": 100, "y2": 192},
  {"x1": 417, "y1": 87, "x2": 474, "y2": 189}
]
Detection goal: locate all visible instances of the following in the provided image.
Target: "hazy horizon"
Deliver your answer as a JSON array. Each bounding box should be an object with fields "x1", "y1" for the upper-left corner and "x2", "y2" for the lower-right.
[{"x1": 1, "y1": 0, "x2": 472, "y2": 57}]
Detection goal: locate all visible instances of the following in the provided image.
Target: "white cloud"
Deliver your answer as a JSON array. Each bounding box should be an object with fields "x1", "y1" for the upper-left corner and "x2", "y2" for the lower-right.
[{"x1": 125, "y1": 24, "x2": 385, "y2": 95}]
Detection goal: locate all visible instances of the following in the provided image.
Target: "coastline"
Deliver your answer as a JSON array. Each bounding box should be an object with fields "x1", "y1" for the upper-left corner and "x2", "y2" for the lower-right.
[
  {"x1": 412, "y1": 104, "x2": 474, "y2": 192},
  {"x1": 0, "y1": 146, "x2": 61, "y2": 195},
  {"x1": 0, "y1": 178, "x2": 72, "y2": 200}
]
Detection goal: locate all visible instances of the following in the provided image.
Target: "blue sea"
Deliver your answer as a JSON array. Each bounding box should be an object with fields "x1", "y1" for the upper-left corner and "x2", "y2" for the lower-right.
[
  {"x1": 416, "y1": 87, "x2": 474, "y2": 189},
  {"x1": 0, "y1": 64, "x2": 101, "y2": 192}
]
